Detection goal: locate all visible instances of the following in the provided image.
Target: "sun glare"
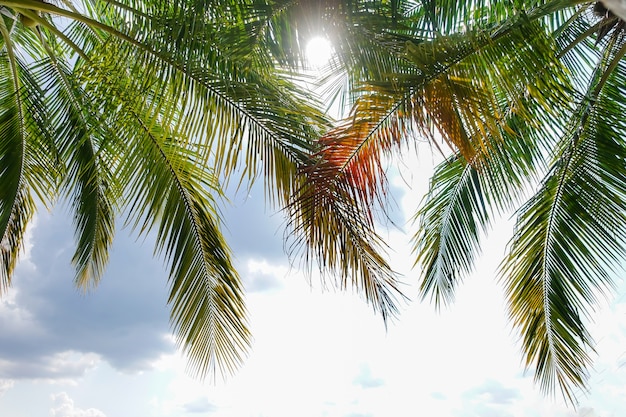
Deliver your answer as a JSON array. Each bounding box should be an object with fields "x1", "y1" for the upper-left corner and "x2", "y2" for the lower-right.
[{"x1": 305, "y1": 36, "x2": 333, "y2": 68}]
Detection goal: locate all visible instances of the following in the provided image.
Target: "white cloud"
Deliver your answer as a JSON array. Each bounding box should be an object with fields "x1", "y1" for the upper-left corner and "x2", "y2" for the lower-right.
[
  {"x1": 243, "y1": 259, "x2": 287, "y2": 292},
  {"x1": 50, "y1": 392, "x2": 106, "y2": 417}
]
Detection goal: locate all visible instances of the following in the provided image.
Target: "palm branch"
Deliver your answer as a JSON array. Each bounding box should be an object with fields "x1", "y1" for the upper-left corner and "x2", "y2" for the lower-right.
[
  {"x1": 0, "y1": 0, "x2": 330, "y2": 377},
  {"x1": 288, "y1": 0, "x2": 626, "y2": 402}
]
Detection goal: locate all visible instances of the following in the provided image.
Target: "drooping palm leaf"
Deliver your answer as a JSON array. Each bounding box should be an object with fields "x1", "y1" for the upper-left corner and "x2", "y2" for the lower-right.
[
  {"x1": 65, "y1": 36, "x2": 252, "y2": 375},
  {"x1": 0, "y1": 18, "x2": 56, "y2": 293},
  {"x1": 500, "y1": 38, "x2": 626, "y2": 402},
  {"x1": 29, "y1": 34, "x2": 118, "y2": 290}
]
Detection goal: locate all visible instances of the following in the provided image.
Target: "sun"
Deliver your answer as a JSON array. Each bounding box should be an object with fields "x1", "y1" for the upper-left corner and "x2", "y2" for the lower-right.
[{"x1": 305, "y1": 36, "x2": 333, "y2": 68}]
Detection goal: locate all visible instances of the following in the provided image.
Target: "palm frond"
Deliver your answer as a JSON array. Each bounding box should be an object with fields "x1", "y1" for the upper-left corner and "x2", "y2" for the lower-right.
[
  {"x1": 125, "y1": 127, "x2": 250, "y2": 378},
  {"x1": 288, "y1": 158, "x2": 405, "y2": 321},
  {"x1": 500, "y1": 40, "x2": 626, "y2": 403},
  {"x1": 0, "y1": 20, "x2": 48, "y2": 293},
  {"x1": 69, "y1": 37, "x2": 250, "y2": 375},
  {"x1": 38, "y1": 45, "x2": 118, "y2": 289},
  {"x1": 413, "y1": 155, "x2": 490, "y2": 307}
]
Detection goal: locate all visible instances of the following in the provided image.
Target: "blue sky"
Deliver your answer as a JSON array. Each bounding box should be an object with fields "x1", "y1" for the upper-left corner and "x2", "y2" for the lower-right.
[{"x1": 0, "y1": 150, "x2": 625, "y2": 417}]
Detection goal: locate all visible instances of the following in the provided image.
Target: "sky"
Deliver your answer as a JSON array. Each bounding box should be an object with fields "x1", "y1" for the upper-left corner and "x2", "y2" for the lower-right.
[
  {"x1": 0, "y1": 143, "x2": 624, "y2": 417},
  {"x1": 1, "y1": 39, "x2": 625, "y2": 417}
]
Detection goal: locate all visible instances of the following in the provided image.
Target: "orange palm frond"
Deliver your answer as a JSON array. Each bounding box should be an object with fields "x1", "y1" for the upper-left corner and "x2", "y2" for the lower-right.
[{"x1": 287, "y1": 93, "x2": 408, "y2": 319}]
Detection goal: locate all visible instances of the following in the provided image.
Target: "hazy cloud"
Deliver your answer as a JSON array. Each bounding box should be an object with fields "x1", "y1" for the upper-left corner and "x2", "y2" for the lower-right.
[
  {"x1": 182, "y1": 397, "x2": 218, "y2": 414},
  {"x1": 346, "y1": 413, "x2": 373, "y2": 417},
  {"x1": 465, "y1": 406, "x2": 513, "y2": 417},
  {"x1": 464, "y1": 379, "x2": 520, "y2": 405},
  {"x1": 353, "y1": 364, "x2": 384, "y2": 389},
  {"x1": 0, "y1": 210, "x2": 174, "y2": 380},
  {"x1": 0, "y1": 380, "x2": 14, "y2": 397},
  {"x1": 457, "y1": 379, "x2": 521, "y2": 417},
  {"x1": 430, "y1": 391, "x2": 446, "y2": 401},
  {"x1": 244, "y1": 269, "x2": 284, "y2": 292},
  {"x1": 0, "y1": 352, "x2": 99, "y2": 381},
  {"x1": 578, "y1": 407, "x2": 601, "y2": 417},
  {"x1": 242, "y1": 259, "x2": 286, "y2": 292},
  {"x1": 50, "y1": 392, "x2": 107, "y2": 417}
]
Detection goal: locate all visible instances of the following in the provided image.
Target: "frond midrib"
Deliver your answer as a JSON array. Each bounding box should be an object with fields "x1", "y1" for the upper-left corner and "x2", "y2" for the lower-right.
[
  {"x1": 540, "y1": 139, "x2": 572, "y2": 374},
  {"x1": 129, "y1": 107, "x2": 219, "y2": 293}
]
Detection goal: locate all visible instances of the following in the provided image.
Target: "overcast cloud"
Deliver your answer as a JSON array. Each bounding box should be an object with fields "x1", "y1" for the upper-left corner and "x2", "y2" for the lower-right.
[
  {"x1": 0, "y1": 209, "x2": 174, "y2": 380},
  {"x1": 222, "y1": 186, "x2": 287, "y2": 263}
]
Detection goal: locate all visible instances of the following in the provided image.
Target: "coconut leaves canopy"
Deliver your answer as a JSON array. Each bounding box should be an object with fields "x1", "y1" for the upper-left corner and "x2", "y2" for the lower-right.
[
  {"x1": 4, "y1": 0, "x2": 626, "y2": 404},
  {"x1": 288, "y1": 0, "x2": 626, "y2": 404},
  {"x1": 0, "y1": 0, "x2": 339, "y2": 377}
]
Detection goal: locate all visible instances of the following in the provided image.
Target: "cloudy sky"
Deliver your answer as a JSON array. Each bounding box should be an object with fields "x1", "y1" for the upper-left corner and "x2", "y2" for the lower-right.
[{"x1": 0, "y1": 140, "x2": 625, "y2": 417}]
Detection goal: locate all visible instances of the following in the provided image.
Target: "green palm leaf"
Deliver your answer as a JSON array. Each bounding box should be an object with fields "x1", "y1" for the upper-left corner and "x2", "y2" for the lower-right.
[
  {"x1": 77, "y1": 47, "x2": 250, "y2": 375},
  {"x1": 31, "y1": 36, "x2": 118, "y2": 289},
  {"x1": 127, "y1": 130, "x2": 250, "y2": 378},
  {"x1": 0, "y1": 18, "x2": 55, "y2": 293},
  {"x1": 413, "y1": 155, "x2": 490, "y2": 307},
  {"x1": 413, "y1": 84, "x2": 569, "y2": 307},
  {"x1": 500, "y1": 39, "x2": 626, "y2": 403}
]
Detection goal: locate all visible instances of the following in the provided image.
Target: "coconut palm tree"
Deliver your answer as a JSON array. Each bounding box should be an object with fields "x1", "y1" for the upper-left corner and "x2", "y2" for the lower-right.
[
  {"x1": 288, "y1": 0, "x2": 626, "y2": 403},
  {"x1": 0, "y1": 0, "x2": 335, "y2": 377},
  {"x1": 5, "y1": 0, "x2": 624, "y2": 403}
]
